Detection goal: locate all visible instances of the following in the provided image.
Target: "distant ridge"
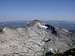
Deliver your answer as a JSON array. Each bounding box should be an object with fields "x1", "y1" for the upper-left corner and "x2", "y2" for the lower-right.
[{"x1": 0, "y1": 20, "x2": 75, "y2": 32}]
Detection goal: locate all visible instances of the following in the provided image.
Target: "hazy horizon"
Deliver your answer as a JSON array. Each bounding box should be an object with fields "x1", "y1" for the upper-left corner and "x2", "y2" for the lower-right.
[{"x1": 0, "y1": 0, "x2": 75, "y2": 21}]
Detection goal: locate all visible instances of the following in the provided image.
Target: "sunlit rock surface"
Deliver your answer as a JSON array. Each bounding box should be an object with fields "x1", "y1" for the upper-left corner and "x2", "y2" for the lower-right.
[{"x1": 0, "y1": 20, "x2": 75, "y2": 56}]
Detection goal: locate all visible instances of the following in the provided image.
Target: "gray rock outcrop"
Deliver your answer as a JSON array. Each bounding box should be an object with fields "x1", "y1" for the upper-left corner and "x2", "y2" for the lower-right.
[{"x1": 0, "y1": 20, "x2": 75, "y2": 56}]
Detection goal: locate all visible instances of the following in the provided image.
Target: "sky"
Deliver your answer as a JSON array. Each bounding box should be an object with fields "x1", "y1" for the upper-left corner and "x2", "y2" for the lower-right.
[{"x1": 0, "y1": 0, "x2": 75, "y2": 21}]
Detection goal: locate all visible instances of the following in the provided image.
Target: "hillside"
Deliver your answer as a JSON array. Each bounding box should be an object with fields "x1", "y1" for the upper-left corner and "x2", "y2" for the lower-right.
[{"x1": 0, "y1": 20, "x2": 75, "y2": 56}]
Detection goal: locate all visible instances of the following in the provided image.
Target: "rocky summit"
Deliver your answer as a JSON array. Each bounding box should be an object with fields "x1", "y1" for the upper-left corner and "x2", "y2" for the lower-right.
[{"x1": 0, "y1": 20, "x2": 75, "y2": 56}]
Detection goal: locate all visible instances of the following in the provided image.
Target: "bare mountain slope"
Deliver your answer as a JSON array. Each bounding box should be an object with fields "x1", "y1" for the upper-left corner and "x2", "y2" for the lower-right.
[{"x1": 0, "y1": 20, "x2": 75, "y2": 56}]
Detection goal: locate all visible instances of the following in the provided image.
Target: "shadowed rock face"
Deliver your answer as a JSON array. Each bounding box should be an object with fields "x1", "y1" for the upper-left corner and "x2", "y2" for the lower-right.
[
  {"x1": 0, "y1": 20, "x2": 75, "y2": 56},
  {"x1": 45, "y1": 24, "x2": 57, "y2": 36}
]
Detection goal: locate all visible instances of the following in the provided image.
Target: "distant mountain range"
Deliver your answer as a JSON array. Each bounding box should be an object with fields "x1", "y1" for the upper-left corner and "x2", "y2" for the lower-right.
[
  {"x1": 46, "y1": 20, "x2": 75, "y2": 32},
  {"x1": 0, "y1": 20, "x2": 75, "y2": 32}
]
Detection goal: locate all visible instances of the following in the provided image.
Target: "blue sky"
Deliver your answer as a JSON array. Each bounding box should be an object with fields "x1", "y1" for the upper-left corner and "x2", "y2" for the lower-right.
[{"x1": 0, "y1": 0, "x2": 75, "y2": 21}]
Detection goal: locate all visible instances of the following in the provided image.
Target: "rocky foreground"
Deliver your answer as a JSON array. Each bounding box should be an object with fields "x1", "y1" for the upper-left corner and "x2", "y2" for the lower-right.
[{"x1": 0, "y1": 20, "x2": 75, "y2": 56}]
